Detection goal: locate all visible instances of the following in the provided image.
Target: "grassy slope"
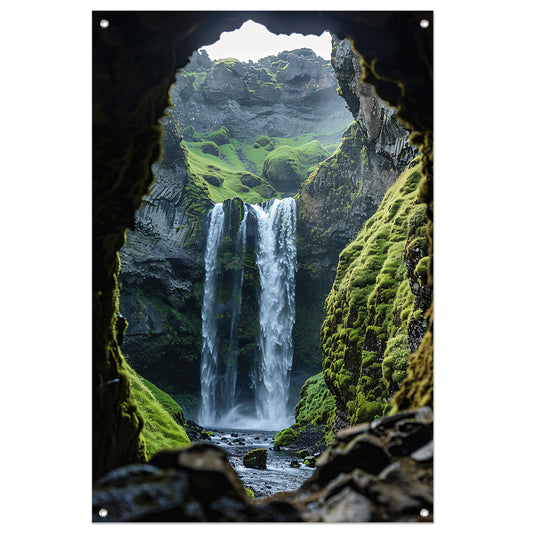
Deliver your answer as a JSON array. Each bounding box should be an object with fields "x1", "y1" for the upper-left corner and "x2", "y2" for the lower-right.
[
  {"x1": 182, "y1": 128, "x2": 344, "y2": 204},
  {"x1": 123, "y1": 363, "x2": 190, "y2": 459}
]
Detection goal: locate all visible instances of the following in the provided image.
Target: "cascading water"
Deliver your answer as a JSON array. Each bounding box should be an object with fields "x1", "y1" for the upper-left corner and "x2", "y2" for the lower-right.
[
  {"x1": 200, "y1": 201, "x2": 249, "y2": 426},
  {"x1": 199, "y1": 203, "x2": 225, "y2": 426},
  {"x1": 219, "y1": 204, "x2": 249, "y2": 420},
  {"x1": 251, "y1": 198, "x2": 297, "y2": 429},
  {"x1": 199, "y1": 197, "x2": 297, "y2": 430}
]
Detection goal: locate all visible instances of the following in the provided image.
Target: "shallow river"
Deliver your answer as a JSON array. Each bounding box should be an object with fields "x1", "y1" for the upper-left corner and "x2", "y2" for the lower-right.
[{"x1": 204, "y1": 428, "x2": 315, "y2": 497}]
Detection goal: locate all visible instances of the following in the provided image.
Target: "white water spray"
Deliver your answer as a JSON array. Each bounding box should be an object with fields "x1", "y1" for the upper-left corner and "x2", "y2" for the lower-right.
[
  {"x1": 251, "y1": 198, "x2": 297, "y2": 429},
  {"x1": 199, "y1": 203, "x2": 225, "y2": 426}
]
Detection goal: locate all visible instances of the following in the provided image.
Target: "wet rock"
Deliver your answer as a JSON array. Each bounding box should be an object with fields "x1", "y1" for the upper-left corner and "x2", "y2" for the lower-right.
[
  {"x1": 93, "y1": 443, "x2": 304, "y2": 522},
  {"x1": 385, "y1": 433, "x2": 409, "y2": 456},
  {"x1": 94, "y1": 409, "x2": 432, "y2": 522},
  {"x1": 243, "y1": 449, "x2": 267, "y2": 470},
  {"x1": 334, "y1": 422, "x2": 371, "y2": 443},
  {"x1": 304, "y1": 456, "x2": 317, "y2": 468},
  {"x1": 285, "y1": 425, "x2": 329, "y2": 455},
  {"x1": 231, "y1": 432, "x2": 239, "y2": 438},
  {"x1": 150, "y1": 444, "x2": 246, "y2": 502},
  {"x1": 373, "y1": 463, "x2": 433, "y2": 519},
  {"x1": 184, "y1": 420, "x2": 205, "y2": 442},
  {"x1": 290, "y1": 460, "x2": 301, "y2": 468}
]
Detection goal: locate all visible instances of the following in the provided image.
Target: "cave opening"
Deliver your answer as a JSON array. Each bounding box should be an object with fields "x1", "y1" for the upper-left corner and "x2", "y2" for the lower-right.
[
  {"x1": 117, "y1": 17, "x2": 357, "y2": 495},
  {"x1": 93, "y1": 11, "x2": 433, "y2": 519}
]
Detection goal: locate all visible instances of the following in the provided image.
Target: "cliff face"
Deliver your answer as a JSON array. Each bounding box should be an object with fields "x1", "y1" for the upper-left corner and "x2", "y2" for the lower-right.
[
  {"x1": 118, "y1": 110, "x2": 211, "y2": 411},
  {"x1": 331, "y1": 39, "x2": 416, "y2": 170},
  {"x1": 173, "y1": 48, "x2": 353, "y2": 141},
  {"x1": 293, "y1": 39, "x2": 417, "y2": 384},
  {"x1": 321, "y1": 159, "x2": 430, "y2": 430}
]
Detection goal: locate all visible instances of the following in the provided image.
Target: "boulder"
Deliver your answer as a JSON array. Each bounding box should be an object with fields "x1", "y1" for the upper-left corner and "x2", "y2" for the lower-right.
[
  {"x1": 243, "y1": 449, "x2": 267, "y2": 470},
  {"x1": 304, "y1": 456, "x2": 316, "y2": 468}
]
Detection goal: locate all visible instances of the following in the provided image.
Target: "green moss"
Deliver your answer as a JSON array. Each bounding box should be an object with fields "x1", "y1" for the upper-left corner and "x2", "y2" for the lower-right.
[
  {"x1": 124, "y1": 364, "x2": 190, "y2": 460},
  {"x1": 273, "y1": 372, "x2": 336, "y2": 449},
  {"x1": 273, "y1": 427, "x2": 298, "y2": 446},
  {"x1": 182, "y1": 139, "x2": 278, "y2": 204},
  {"x1": 254, "y1": 135, "x2": 273, "y2": 148},
  {"x1": 262, "y1": 141, "x2": 330, "y2": 186},
  {"x1": 382, "y1": 333, "x2": 410, "y2": 393},
  {"x1": 140, "y1": 377, "x2": 185, "y2": 425},
  {"x1": 200, "y1": 125, "x2": 231, "y2": 146},
  {"x1": 320, "y1": 159, "x2": 428, "y2": 426},
  {"x1": 415, "y1": 256, "x2": 430, "y2": 286}
]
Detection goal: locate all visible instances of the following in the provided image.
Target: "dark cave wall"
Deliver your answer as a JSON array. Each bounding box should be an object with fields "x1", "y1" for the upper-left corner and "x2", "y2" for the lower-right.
[{"x1": 92, "y1": 10, "x2": 433, "y2": 480}]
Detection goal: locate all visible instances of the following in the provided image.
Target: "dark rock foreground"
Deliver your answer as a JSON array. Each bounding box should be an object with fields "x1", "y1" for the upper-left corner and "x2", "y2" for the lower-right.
[{"x1": 93, "y1": 407, "x2": 432, "y2": 522}]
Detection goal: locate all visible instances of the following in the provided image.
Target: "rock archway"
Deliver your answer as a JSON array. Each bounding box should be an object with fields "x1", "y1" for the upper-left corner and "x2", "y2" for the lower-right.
[{"x1": 92, "y1": 10, "x2": 433, "y2": 482}]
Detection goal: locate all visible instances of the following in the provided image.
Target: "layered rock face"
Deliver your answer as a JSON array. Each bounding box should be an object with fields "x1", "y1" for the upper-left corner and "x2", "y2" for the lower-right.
[
  {"x1": 293, "y1": 40, "x2": 418, "y2": 386},
  {"x1": 173, "y1": 48, "x2": 354, "y2": 141},
  {"x1": 331, "y1": 39, "x2": 416, "y2": 170},
  {"x1": 297, "y1": 39, "x2": 417, "y2": 270},
  {"x1": 118, "y1": 110, "x2": 211, "y2": 408}
]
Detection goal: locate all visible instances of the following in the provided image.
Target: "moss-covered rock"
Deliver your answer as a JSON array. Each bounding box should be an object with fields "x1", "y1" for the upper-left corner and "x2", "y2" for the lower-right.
[
  {"x1": 199, "y1": 141, "x2": 219, "y2": 156},
  {"x1": 140, "y1": 376, "x2": 186, "y2": 426},
  {"x1": 274, "y1": 371, "x2": 337, "y2": 449},
  {"x1": 201, "y1": 125, "x2": 231, "y2": 146},
  {"x1": 243, "y1": 449, "x2": 267, "y2": 470},
  {"x1": 262, "y1": 141, "x2": 330, "y2": 194},
  {"x1": 294, "y1": 372, "x2": 336, "y2": 442},
  {"x1": 304, "y1": 456, "x2": 317, "y2": 467},
  {"x1": 321, "y1": 158, "x2": 429, "y2": 428},
  {"x1": 124, "y1": 364, "x2": 190, "y2": 460},
  {"x1": 273, "y1": 427, "x2": 298, "y2": 447},
  {"x1": 253, "y1": 135, "x2": 274, "y2": 148},
  {"x1": 203, "y1": 174, "x2": 224, "y2": 187}
]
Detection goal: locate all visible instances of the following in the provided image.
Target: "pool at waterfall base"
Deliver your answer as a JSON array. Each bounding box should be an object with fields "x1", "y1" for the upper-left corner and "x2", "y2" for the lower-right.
[{"x1": 202, "y1": 427, "x2": 316, "y2": 497}]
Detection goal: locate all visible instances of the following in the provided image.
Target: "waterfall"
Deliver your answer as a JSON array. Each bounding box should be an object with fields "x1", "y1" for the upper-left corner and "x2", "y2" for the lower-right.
[
  {"x1": 220, "y1": 205, "x2": 249, "y2": 419},
  {"x1": 199, "y1": 203, "x2": 225, "y2": 426},
  {"x1": 199, "y1": 197, "x2": 297, "y2": 430},
  {"x1": 251, "y1": 198, "x2": 297, "y2": 429}
]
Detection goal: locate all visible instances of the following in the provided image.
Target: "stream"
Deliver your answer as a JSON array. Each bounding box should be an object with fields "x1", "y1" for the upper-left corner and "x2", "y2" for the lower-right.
[{"x1": 204, "y1": 427, "x2": 315, "y2": 497}]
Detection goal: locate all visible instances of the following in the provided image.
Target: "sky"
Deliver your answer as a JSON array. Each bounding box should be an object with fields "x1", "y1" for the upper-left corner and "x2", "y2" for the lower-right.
[{"x1": 199, "y1": 20, "x2": 332, "y2": 62}]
